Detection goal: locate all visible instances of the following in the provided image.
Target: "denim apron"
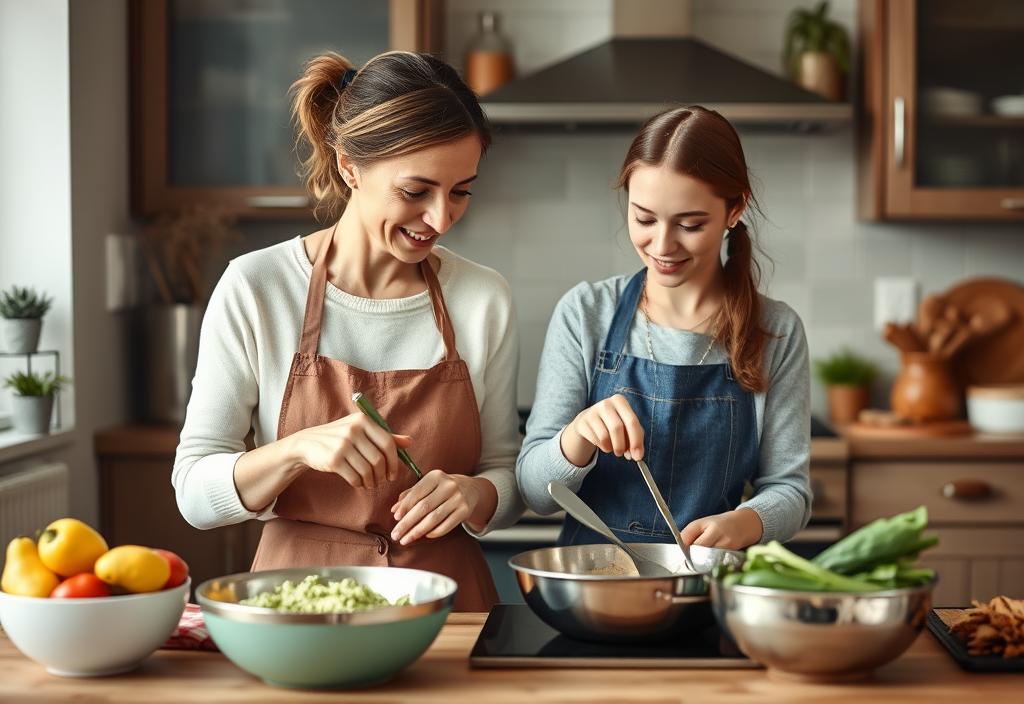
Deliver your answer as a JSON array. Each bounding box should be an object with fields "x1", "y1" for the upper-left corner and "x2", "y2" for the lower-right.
[{"x1": 558, "y1": 270, "x2": 759, "y2": 546}]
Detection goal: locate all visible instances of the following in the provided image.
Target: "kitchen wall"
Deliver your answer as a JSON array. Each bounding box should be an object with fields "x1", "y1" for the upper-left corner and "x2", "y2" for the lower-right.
[
  {"x1": 442, "y1": 0, "x2": 1024, "y2": 414},
  {"x1": 0, "y1": 0, "x2": 75, "y2": 427},
  {"x1": 0, "y1": 0, "x2": 133, "y2": 526}
]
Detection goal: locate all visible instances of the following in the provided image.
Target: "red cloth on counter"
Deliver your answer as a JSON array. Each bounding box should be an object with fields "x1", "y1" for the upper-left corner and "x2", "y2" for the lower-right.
[{"x1": 161, "y1": 603, "x2": 218, "y2": 652}]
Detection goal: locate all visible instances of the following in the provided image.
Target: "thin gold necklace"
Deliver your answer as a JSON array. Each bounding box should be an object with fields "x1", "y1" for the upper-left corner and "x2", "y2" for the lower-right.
[{"x1": 640, "y1": 284, "x2": 717, "y2": 365}]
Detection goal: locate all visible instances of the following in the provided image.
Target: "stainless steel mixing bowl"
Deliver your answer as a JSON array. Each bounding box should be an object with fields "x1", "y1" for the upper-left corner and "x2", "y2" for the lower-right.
[
  {"x1": 509, "y1": 543, "x2": 744, "y2": 643},
  {"x1": 710, "y1": 578, "x2": 935, "y2": 681}
]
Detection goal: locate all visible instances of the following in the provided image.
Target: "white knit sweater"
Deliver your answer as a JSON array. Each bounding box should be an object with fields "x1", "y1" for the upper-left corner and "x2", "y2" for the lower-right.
[{"x1": 172, "y1": 237, "x2": 524, "y2": 536}]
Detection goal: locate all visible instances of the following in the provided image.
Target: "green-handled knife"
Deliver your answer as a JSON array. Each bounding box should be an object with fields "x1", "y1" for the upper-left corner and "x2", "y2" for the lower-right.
[{"x1": 351, "y1": 392, "x2": 422, "y2": 479}]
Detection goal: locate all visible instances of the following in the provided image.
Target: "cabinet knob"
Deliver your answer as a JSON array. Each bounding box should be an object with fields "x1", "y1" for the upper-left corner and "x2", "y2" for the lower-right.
[
  {"x1": 941, "y1": 479, "x2": 993, "y2": 500},
  {"x1": 1001, "y1": 198, "x2": 1024, "y2": 211}
]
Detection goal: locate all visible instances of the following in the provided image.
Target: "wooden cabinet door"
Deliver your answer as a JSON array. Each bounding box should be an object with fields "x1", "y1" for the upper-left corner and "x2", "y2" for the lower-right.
[
  {"x1": 130, "y1": 0, "x2": 442, "y2": 218},
  {"x1": 860, "y1": 0, "x2": 1024, "y2": 220},
  {"x1": 918, "y1": 527, "x2": 1024, "y2": 606}
]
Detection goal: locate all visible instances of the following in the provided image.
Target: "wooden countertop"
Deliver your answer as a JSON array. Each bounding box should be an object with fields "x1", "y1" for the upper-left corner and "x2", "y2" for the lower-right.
[
  {"x1": 839, "y1": 426, "x2": 1024, "y2": 461},
  {"x1": 1, "y1": 613, "x2": 1021, "y2": 702}
]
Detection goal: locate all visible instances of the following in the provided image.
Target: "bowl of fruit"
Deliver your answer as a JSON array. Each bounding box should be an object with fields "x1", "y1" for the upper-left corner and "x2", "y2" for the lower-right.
[{"x1": 0, "y1": 518, "x2": 190, "y2": 677}]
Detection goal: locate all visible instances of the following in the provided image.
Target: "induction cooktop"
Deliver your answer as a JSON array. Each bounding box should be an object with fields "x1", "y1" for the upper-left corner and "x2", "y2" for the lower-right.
[{"x1": 469, "y1": 604, "x2": 758, "y2": 669}]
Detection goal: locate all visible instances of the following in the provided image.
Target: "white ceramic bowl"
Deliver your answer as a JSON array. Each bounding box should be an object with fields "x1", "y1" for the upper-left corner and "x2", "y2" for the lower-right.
[
  {"x1": 967, "y1": 385, "x2": 1024, "y2": 434},
  {"x1": 0, "y1": 578, "x2": 189, "y2": 677},
  {"x1": 992, "y1": 95, "x2": 1024, "y2": 117}
]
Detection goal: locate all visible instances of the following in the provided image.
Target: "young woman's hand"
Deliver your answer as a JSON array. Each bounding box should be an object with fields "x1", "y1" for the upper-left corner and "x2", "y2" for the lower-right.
[
  {"x1": 560, "y1": 394, "x2": 645, "y2": 467},
  {"x1": 680, "y1": 508, "x2": 763, "y2": 550},
  {"x1": 389, "y1": 471, "x2": 497, "y2": 545},
  {"x1": 289, "y1": 413, "x2": 413, "y2": 489}
]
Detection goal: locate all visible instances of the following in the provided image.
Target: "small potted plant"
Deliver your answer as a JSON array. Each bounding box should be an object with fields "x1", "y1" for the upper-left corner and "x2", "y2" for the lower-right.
[
  {"x1": 3, "y1": 370, "x2": 70, "y2": 435},
  {"x1": 814, "y1": 348, "x2": 877, "y2": 425},
  {"x1": 0, "y1": 286, "x2": 53, "y2": 354},
  {"x1": 783, "y1": 1, "x2": 850, "y2": 101}
]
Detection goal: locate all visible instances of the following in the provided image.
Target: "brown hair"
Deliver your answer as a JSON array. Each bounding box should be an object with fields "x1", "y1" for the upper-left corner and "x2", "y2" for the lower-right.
[
  {"x1": 291, "y1": 51, "x2": 491, "y2": 220},
  {"x1": 617, "y1": 106, "x2": 770, "y2": 392}
]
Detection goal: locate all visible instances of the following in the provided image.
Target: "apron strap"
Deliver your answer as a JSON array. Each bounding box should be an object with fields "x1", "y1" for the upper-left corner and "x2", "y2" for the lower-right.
[
  {"x1": 298, "y1": 227, "x2": 335, "y2": 357},
  {"x1": 601, "y1": 269, "x2": 646, "y2": 356},
  {"x1": 420, "y1": 256, "x2": 459, "y2": 363}
]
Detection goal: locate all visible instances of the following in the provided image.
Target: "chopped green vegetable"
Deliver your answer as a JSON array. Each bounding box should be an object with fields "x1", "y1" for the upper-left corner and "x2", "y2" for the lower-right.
[
  {"x1": 812, "y1": 506, "x2": 937, "y2": 574},
  {"x1": 718, "y1": 506, "x2": 938, "y2": 592},
  {"x1": 240, "y1": 575, "x2": 410, "y2": 613}
]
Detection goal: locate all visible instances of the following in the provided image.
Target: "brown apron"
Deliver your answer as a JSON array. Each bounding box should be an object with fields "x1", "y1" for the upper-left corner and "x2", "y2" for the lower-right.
[{"x1": 250, "y1": 229, "x2": 499, "y2": 612}]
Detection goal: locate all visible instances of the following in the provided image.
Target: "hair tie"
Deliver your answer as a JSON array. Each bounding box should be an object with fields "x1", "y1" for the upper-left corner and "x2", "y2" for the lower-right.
[{"x1": 340, "y1": 69, "x2": 357, "y2": 89}]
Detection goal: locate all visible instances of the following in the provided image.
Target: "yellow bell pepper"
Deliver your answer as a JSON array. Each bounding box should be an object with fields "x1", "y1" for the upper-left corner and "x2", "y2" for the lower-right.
[
  {"x1": 1, "y1": 537, "x2": 60, "y2": 597},
  {"x1": 94, "y1": 545, "x2": 170, "y2": 593},
  {"x1": 37, "y1": 518, "x2": 109, "y2": 577}
]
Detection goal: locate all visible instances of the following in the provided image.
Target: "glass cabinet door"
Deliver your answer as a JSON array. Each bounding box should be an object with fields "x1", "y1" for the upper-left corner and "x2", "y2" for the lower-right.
[
  {"x1": 884, "y1": 0, "x2": 1024, "y2": 218},
  {"x1": 132, "y1": 0, "x2": 439, "y2": 217},
  {"x1": 168, "y1": 0, "x2": 389, "y2": 190}
]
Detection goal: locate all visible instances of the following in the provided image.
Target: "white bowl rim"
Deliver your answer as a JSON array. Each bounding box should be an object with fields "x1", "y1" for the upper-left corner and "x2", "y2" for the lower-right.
[{"x1": 0, "y1": 577, "x2": 190, "y2": 605}]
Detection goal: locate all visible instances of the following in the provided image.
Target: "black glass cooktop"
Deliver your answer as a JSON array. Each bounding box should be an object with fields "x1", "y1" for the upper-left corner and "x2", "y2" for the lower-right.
[{"x1": 469, "y1": 605, "x2": 757, "y2": 669}]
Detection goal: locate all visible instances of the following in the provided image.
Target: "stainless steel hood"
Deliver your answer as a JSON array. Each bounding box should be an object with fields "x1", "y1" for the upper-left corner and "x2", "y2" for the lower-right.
[{"x1": 480, "y1": 38, "x2": 851, "y2": 129}]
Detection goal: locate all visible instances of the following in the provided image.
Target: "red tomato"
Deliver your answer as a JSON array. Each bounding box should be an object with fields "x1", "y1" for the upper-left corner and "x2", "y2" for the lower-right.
[
  {"x1": 153, "y1": 549, "x2": 189, "y2": 589},
  {"x1": 51, "y1": 573, "x2": 111, "y2": 598}
]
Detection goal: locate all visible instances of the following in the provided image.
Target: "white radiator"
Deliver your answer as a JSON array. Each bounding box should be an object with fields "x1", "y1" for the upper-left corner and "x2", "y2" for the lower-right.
[{"x1": 0, "y1": 462, "x2": 70, "y2": 548}]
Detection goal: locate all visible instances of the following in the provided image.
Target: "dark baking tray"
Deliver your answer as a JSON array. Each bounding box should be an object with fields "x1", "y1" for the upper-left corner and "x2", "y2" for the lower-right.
[{"x1": 927, "y1": 608, "x2": 1024, "y2": 673}]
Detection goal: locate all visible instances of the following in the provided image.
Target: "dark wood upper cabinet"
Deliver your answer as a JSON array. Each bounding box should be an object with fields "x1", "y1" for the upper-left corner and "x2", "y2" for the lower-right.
[
  {"x1": 858, "y1": 0, "x2": 1024, "y2": 220},
  {"x1": 130, "y1": 0, "x2": 442, "y2": 219}
]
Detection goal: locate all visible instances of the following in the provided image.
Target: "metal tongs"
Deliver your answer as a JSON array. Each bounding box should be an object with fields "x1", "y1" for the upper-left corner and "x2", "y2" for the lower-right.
[{"x1": 636, "y1": 460, "x2": 696, "y2": 573}]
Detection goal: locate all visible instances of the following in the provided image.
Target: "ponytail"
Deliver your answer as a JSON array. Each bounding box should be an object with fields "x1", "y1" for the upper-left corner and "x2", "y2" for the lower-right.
[
  {"x1": 719, "y1": 220, "x2": 770, "y2": 392},
  {"x1": 291, "y1": 51, "x2": 354, "y2": 220},
  {"x1": 290, "y1": 50, "x2": 491, "y2": 222}
]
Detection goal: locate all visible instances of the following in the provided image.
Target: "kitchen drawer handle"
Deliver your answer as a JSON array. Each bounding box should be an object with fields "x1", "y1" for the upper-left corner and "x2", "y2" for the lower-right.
[
  {"x1": 246, "y1": 195, "x2": 311, "y2": 208},
  {"x1": 893, "y1": 97, "x2": 906, "y2": 168},
  {"x1": 1001, "y1": 198, "x2": 1024, "y2": 211},
  {"x1": 941, "y1": 479, "x2": 993, "y2": 500}
]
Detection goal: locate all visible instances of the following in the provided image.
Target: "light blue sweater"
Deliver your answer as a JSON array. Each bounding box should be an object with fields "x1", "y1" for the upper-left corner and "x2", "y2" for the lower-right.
[{"x1": 516, "y1": 275, "x2": 813, "y2": 544}]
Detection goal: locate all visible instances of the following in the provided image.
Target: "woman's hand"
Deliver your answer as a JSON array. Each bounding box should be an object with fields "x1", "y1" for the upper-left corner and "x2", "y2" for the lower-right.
[
  {"x1": 389, "y1": 471, "x2": 498, "y2": 545},
  {"x1": 680, "y1": 508, "x2": 763, "y2": 550},
  {"x1": 289, "y1": 413, "x2": 413, "y2": 489},
  {"x1": 560, "y1": 394, "x2": 645, "y2": 467}
]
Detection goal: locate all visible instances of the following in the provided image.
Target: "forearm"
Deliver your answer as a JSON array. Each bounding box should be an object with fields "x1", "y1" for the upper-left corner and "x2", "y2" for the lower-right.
[{"x1": 233, "y1": 436, "x2": 306, "y2": 512}]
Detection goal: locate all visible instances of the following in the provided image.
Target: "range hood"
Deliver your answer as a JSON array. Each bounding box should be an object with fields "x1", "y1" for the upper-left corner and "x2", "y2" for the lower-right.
[{"x1": 480, "y1": 38, "x2": 851, "y2": 129}]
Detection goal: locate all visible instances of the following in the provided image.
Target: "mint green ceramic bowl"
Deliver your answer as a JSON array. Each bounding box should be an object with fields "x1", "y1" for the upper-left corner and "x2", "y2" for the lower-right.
[{"x1": 196, "y1": 566, "x2": 455, "y2": 689}]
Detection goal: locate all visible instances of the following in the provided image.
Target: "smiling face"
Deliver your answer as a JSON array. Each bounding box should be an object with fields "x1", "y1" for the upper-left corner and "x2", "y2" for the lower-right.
[
  {"x1": 626, "y1": 164, "x2": 745, "y2": 289},
  {"x1": 340, "y1": 133, "x2": 482, "y2": 264}
]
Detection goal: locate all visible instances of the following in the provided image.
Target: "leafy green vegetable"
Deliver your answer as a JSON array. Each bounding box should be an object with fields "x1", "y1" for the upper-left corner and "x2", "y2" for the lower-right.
[
  {"x1": 813, "y1": 506, "x2": 937, "y2": 574},
  {"x1": 719, "y1": 506, "x2": 938, "y2": 592}
]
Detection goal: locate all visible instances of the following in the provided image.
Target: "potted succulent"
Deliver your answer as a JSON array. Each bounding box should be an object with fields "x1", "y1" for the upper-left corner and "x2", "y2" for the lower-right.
[
  {"x1": 3, "y1": 370, "x2": 70, "y2": 435},
  {"x1": 0, "y1": 286, "x2": 53, "y2": 354},
  {"x1": 783, "y1": 1, "x2": 851, "y2": 101},
  {"x1": 814, "y1": 348, "x2": 877, "y2": 425}
]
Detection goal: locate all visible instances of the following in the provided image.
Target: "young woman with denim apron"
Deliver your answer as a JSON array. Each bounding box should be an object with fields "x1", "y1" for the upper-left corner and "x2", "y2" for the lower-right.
[
  {"x1": 174, "y1": 51, "x2": 523, "y2": 611},
  {"x1": 517, "y1": 106, "x2": 812, "y2": 550}
]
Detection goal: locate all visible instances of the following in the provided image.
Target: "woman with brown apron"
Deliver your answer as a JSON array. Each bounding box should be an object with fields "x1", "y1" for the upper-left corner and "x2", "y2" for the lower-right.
[{"x1": 173, "y1": 51, "x2": 523, "y2": 612}]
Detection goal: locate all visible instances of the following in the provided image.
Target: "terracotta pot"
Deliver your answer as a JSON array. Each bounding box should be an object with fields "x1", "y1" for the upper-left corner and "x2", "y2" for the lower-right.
[
  {"x1": 891, "y1": 352, "x2": 962, "y2": 422},
  {"x1": 797, "y1": 51, "x2": 843, "y2": 102},
  {"x1": 826, "y1": 384, "x2": 869, "y2": 425}
]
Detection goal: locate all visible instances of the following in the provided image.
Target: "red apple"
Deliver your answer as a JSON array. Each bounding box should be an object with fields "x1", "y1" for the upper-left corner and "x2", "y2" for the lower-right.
[{"x1": 153, "y1": 549, "x2": 189, "y2": 589}]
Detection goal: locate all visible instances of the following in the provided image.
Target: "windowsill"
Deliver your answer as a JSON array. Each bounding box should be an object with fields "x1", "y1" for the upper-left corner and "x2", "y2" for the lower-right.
[{"x1": 0, "y1": 427, "x2": 75, "y2": 465}]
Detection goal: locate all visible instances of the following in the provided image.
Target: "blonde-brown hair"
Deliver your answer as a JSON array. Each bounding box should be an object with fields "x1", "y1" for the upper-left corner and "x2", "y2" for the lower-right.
[
  {"x1": 291, "y1": 51, "x2": 491, "y2": 220},
  {"x1": 617, "y1": 106, "x2": 770, "y2": 393}
]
